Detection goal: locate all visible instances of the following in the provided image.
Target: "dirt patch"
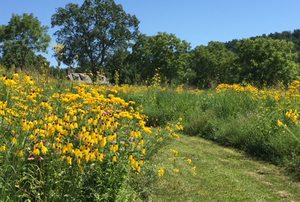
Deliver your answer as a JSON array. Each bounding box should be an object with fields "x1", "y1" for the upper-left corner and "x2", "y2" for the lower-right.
[{"x1": 277, "y1": 191, "x2": 290, "y2": 199}]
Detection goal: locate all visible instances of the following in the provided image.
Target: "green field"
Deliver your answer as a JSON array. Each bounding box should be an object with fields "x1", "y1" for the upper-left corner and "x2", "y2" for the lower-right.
[{"x1": 1, "y1": 68, "x2": 300, "y2": 201}]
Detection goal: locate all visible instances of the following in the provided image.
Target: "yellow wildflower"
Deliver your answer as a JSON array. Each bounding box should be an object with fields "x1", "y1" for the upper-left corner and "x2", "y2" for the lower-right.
[
  {"x1": 110, "y1": 144, "x2": 118, "y2": 153},
  {"x1": 85, "y1": 153, "x2": 90, "y2": 162},
  {"x1": 97, "y1": 153, "x2": 104, "y2": 162},
  {"x1": 41, "y1": 145, "x2": 48, "y2": 154},
  {"x1": 140, "y1": 138, "x2": 144, "y2": 146},
  {"x1": 67, "y1": 156, "x2": 72, "y2": 165},
  {"x1": 0, "y1": 145, "x2": 6, "y2": 151},
  {"x1": 32, "y1": 148, "x2": 40, "y2": 156},
  {"x1": 16, "y1": 150, "x2": 23, "y2": 157},
  {"x1": 143, "y1": 127, "x2": 152, "y2": 133},
  {"x1": 170, "y1": 149, "x2": 179, "y2": 157},
  {"x1": 13, "y1": 73, "x2": 20, "y2": 80},
  {"x1": 192, "y1": 166, "x2": 196, "y2": 175},
  {"x1": 277, "y1": 120, "x2": 283, "y2": 127},
  {"x1": 158, "y1": 167, "x2": 164, "y2": 177},
  {"x1": 11, "y1": 137, "x2": 17, "y2": 144},
  {"x1": 101, "y1": 137, "x2": 107, "y2": 147}
]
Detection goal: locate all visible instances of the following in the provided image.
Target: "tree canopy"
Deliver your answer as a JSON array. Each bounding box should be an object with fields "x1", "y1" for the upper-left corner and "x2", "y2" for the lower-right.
[
  {"x1": 191, "y1": 41, "x2": 238, "y2": 87},
  {"x1": 0, "y1": 13, "x2": 51, "y2": 70},
  {"x1": 51, "y1": 0, "x2": 140, "y2": 79},
  {"x1": 128, "y1": 32, "x2": 191, "y2": 84},
  {"x1": 105, "y1": 32, "x2": 299, "y2": 87},
  {"x1": 236, "y1": 38, "x2": 299, "y2": 86}
]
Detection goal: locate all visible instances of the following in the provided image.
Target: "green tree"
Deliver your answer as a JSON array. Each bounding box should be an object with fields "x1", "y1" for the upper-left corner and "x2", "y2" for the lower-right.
[
  {"x1": 0, "y1": 13, "x2": 51, "y2": 70},
  {"x1": 191, "y1": 41, "x2": 238, "y2": 88},
  {"x1": 227, "y1": 29, "x2": 300, "y2": 64},
  {"x1": 105, "y1": 48, "x2": 132, "y2": 84},
  {"x1": 236, "y1": 38, "x2": 299, "y2": 86},
  {"x1": 51, "y1": 0, "x2": 139, "y2": 80},
  {"x1": 129, "y1": 32, "x2": 191, "y2": 84}
]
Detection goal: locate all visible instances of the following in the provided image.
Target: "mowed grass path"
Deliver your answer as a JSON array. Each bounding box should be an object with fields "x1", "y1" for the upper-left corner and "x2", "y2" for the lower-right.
[{"x1": 149, "y1": 134, "x2": 300, "y2": 202}]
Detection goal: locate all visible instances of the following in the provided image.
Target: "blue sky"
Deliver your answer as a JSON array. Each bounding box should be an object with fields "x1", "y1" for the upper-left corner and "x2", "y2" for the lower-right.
[{"x1": 1, "y1": 0, "x2": 299, "y2": 67}]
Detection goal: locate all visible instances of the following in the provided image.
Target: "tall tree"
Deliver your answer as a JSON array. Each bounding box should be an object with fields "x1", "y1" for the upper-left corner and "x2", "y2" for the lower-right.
[
  {"x1": 0, "y1": 13, "x2": 51, "y2": 70},
  {"x1": 129, "y1": 32, "x2": 191, "y2": 84},
  {"x1": 191, "y1": 41, "x2": 238, "y2": 87},
  {"x1": 227, "y1": 29, "x2": 300, "y2": 64},
  {"x1": 105, "y1": 48, "x2": 132, "y2": 84},
  {"x1": 51, "y1": 0, "x2": 139, "y2": 80},
  {"x1": 237, "y1": 38, "x2": 299, "y2": 86}
]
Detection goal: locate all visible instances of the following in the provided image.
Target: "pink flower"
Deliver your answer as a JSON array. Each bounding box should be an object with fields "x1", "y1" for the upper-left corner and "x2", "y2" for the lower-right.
[{"x1": 27, "y1": 157, "x2": 35, "y2": 160}]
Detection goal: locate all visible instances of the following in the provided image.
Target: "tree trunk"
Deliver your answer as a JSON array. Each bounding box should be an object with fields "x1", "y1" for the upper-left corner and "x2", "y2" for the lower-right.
[{"x1": 91, "y1": 64, "x2": 97, "y2": 82}]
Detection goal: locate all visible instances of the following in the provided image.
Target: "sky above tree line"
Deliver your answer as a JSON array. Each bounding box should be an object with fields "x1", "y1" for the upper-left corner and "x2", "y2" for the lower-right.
[{"x1": 1, "y1": 0, "x2": 299, "y2": 67}]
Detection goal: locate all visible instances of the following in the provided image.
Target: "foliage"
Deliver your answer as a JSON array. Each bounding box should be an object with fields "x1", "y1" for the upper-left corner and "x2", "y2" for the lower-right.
[
  {"x1": 105, "y1": 48, "x2": 133, "y2": 84},
  {"x1": 225, "y1": 29, "x2": 300, "y2": 63},
  {"x1": 190, "y1": 41, "x2": 238, "y2": 88},
  {"x1": 285, "y1": 152, "x2": 300, "y2": 178},
  {"x1": 236, "y1": 38, "x2": 299, "y2": 86},
  {"x1": 3, "y1": 61, "x2": 300, "y2": 200},
  {"x1": 128, "y1": 32, "x2": 191, "y2": 84},
  {"x1": 0, "y1": 13, "x2": 51, "y2": 70},
  {"x1": 115, "y1": 76, "x2": 300, "y2": 175},
  {"x1": 253, "y1": 29, "x2": 300, "y2": 64},
  {"x1": 51, "y1": 0, "x2": 139, "y2": 80},
  {"x1": 113, "y1": 33, "x2": 300, "y2": 88},
  {"x1": 0, "y1": 66, "x2": 187, "y2": 201}
]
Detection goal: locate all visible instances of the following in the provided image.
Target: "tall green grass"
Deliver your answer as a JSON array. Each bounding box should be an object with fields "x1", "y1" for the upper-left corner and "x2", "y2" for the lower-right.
[{"x1": 117, "y1": 85, "x2": 300, "y2": 172}]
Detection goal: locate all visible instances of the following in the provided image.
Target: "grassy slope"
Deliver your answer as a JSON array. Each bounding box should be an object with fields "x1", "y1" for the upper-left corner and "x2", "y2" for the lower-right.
[{"x1": 149, "y1": 134, "x2": 300, "y2": 202}]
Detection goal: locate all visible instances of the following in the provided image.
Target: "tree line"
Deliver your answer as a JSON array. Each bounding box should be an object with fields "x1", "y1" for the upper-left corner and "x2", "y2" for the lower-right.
[
  {"x1": 107, "y1": 32, "x2": 299, "y2": 87},
  {"x1": 0, "y1": 0, "x2": 299, "y2": 88}
]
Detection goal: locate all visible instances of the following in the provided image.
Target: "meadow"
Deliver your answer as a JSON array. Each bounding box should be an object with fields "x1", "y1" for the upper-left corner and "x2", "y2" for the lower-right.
[{"x1": 1, "y1": 66, "x2": 300, "y2": 201}]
